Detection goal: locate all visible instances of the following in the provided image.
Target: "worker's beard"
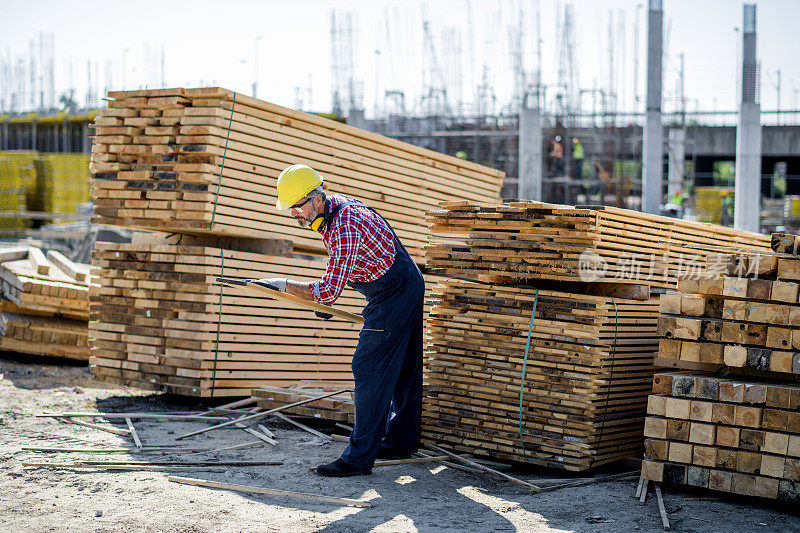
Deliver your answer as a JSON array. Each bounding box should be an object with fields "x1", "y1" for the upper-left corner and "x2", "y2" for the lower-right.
[{"x1": 295, "y1": 203, "x2": 320, "y2": 228}]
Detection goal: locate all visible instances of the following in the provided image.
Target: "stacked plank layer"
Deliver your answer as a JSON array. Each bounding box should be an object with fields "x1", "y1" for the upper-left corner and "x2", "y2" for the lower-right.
[
  {"x1": 422, "y1": 279, "x2": 660, "y2": 470},
  {"x1": 641, "y1": 372, "x2": 800, "y2": 502},
  {"x1": 89, "y1": 240, "x2": 366, "y2": 397},
  {"x1": 90, "y1": 87, "x2": 503, "y2": 264},
  {"x1": 0, "y1": 247, "x2": 91, "y2": 360},
  {"x1": 657, "y1": 251, "x2": 800, "y2": 376},
  {"x1": 426, "y1": 201, "x2": 770, "y2": 288}
]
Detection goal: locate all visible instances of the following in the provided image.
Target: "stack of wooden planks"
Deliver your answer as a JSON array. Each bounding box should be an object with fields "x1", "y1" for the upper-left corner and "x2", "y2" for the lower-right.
[
  {"x1": 90, "y1": 87, "x2": 503, "y2": 264},
  {"x1": 426, "y1": 201, "x2": 770, "y2": 288},
  {"x1": 89, "y1": 235, "x2": 365, "y2": 397},
  {"x1": 657, "y1": 250, "x2": 800, "y2": 376},
  {"x1": 0, "y1": 246, "x2": 91, "y2": 360},
  {"x1": 423, "y1": 279, "x2": 660, "y2": 470},
  {"x1": 641, "y1": 371, "x2": 800, "y2": 502},
  {"x1": 422, "y1": 201, "x2": 770, "y2": 470},
  {"x1": 644, "y1": 238, "x2": 800, "y2": 500},
  {"x1": 252, "y1": 386, "x2": 354, "y2": 424},
  {"x1": 89, "y1": 233, "x2": 445, "y2": 396}
]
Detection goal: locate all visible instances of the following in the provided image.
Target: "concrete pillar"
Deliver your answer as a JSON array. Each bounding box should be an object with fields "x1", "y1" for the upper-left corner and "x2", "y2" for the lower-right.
[
  {"x1": 667, "y1": 128, "x2": 685, "y2": 198},
  {"x1": 348, "y1": 108, "x2": 368, "y2": 131},
  {"x1": 734, "y1": 4, "x2": 761, "y2": 232},
  {"x1": 642, "y1": 0, "x2": 663, "y2": 214},
  {"x1": 518, "y1": 104, "x2": 543, "y2": 201}
]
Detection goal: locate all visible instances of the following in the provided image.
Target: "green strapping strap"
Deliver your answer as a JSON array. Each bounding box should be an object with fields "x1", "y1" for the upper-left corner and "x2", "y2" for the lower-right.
[
  {"x1": 210, "y1": 249, "x2": 225, "y2": 397},
  {"x1": 210, "y1": 92, "x2": 236, "y2": 229},
  {"x1": 518, "y1": 288, "x2": 539, "y2": 460},
  {"x1": 591, "y1": 297, "x2": 619, "y2": 468}
]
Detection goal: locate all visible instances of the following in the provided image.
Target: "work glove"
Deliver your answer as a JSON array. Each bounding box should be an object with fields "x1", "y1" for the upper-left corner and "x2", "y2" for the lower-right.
[{"x1": 250, "y1": 278, "x2": 287, "y2": 292}]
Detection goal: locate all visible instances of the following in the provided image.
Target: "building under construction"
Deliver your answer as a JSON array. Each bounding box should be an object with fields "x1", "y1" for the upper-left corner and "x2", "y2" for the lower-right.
[{"x1": 2, "y1": 2, "x2": 800, "y2": 232}]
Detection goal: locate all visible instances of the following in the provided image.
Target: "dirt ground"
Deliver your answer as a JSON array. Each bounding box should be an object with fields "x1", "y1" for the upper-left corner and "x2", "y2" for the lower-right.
[{"x1": 1, "y1": 353, "x2": 799, "y2": 533}]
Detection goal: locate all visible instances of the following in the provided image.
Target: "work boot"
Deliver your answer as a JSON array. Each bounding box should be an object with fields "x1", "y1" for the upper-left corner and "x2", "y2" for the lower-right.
[
  {"x1": 375, "y1": 447, "x2": 413, "y2": 460},
  {"x1": 315, "y1": 458, "x2": 372, "y2": 477}
]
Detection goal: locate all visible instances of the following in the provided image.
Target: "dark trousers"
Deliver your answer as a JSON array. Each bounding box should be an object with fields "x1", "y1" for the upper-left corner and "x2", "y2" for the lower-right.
[{"x1": 341, "y1": 241, "x2": 424, "y2": 469}]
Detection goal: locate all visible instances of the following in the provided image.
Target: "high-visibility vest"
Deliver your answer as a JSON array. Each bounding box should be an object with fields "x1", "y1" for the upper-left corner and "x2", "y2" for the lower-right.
[{"x1": 573, "y1": 143, "x2": 584, "y2": 159}]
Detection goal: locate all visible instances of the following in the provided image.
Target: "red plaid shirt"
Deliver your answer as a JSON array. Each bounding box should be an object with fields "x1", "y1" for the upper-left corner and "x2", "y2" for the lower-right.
[{"x1": 310, "y1": 194, "x2": 396, "y2": 304}]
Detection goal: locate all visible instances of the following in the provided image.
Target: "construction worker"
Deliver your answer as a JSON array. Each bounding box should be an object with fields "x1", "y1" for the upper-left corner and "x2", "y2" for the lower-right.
[
  {"x1": 572, "y1": 138, "x2": 584, "y2": 179},
  {"x1": 253, "y1": 164, "x2": 425, "y2": 477},
  {"x1": 550, "y1": 136, "x2": 564, "y2": 176}
]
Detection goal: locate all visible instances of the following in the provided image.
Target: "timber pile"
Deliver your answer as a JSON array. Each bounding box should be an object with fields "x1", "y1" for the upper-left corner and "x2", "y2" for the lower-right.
[
  {"x1": 644, "y1": 244, "x2": 800, "y2": 500},
  {"x1": 422, "y1": 279, "x2": 660, "y2": 470},
  {"x1": 640, "y1": 371, "x2": 800, "y2": 502},
  {"x1": 426, "y1": 201, "x2": 770, "y2": 288},
  {"x1": 0, "y1": 246, "x2": 91, "y2": 360},
  {"x1": 89, "y1": 234, "x2": 444, "y2": 397},
  {"x1": 422, "y1": 201, "x2": 770, "y2": 471},
  {"x1": 252, "y1": 386, "x2": 354, "y2": 424},
  {"x1": 89, "y1": 237, "x2": 364, "y2": 397},
  {"x1": 657, "y1": 250, "x2": 800, "y2": 376},
  {"x1": 90, "y1": 87, "x2": 503, "y2": 264}
]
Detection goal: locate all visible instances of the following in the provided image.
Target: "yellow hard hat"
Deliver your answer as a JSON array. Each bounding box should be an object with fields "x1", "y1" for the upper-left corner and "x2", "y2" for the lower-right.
[{"x1": 275, "y1": 164, "x2": 324, "y2": 210}]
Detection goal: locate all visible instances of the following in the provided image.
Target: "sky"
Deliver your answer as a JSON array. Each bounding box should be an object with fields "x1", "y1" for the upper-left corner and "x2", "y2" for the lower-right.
[{"x1": 1, "y1": 0, "x2": 799, "y2": 117}]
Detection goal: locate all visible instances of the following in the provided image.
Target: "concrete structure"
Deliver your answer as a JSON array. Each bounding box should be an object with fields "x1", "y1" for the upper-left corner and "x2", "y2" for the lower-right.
[
  {"x1": 667, "y1": 128, "x2": 686, "y2": 198},
  {"x1": 734, "y1": 4, "x2": 762, "y2": 232},
  {"x1": 642, "y1": 0, "x2": 664, "y2": 214},
  {"x1": 518, "y1": 104, "x2": 543, "y2": 201},
  {"x1": 347, "y1": 108, "x2": 368, "y2": 131}
]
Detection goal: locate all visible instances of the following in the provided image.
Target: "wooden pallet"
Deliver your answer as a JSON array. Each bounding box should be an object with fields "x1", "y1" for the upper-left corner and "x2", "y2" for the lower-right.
[
  {"x1": 421, "y1": 278, "x2": 660, "y2": 471},
  {"x1": 426, "y1": 201, "x2": 770, "y2": 289},
  {"x1": 88, "y1": 236, "x2": 445, "y2": 397},
  {"x1": 0, "y1": 247, "x2": 91, "y2": 361},
  {"x1": 89, "y1": 87, "x2": 503, "y2": 265},
  {"x1": 641, "y1": 371, "x2": 800, "y2": 502}
]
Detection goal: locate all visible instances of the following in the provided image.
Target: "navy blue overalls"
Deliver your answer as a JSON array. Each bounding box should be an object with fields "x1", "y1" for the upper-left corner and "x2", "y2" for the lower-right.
[{"x1": 326, "y1": 201, "x2": 425, "y2": 470}]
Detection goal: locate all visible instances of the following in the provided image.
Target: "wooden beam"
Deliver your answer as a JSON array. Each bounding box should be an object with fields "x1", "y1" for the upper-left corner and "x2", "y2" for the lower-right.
[
  {"x1": 175, "y1": 389, "x2": 352, "y2": 439},
  {"x1": 425, "y1": 444, "x2": 541, "y2": 493},
  {"x1": 216, "y1": 278, "x2": 364, "y2": 323}
]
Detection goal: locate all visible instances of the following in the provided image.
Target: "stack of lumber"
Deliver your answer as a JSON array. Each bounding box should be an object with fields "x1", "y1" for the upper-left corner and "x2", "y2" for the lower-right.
[
  {"x1": 90, "y1": 235, "x2": 445, "y2": 397},
  {"x1": 89, "y1": 87, "x2": 503, "y2": 264},
  {"x1": 422, "y1": 201, "x2": 770, "y2": 470},
  {"x1": 656, "y1": 250, "x2": 800, "y2": 376},
  {"x1": 252, "y1": 386, "x2": 354, "y2": 424},
  {"x1": 423, "y1": 279, "x2": 660, "y2": 470},
  {"x1": 426, "y1": 201, "x2": 770, "y2": 288},
  {"x1": 641, "y1": 371, "x2": 800, "y2": 502},
  {"x1": 643, "y1": 237, "x2": 800, "y2": 500},
  {"x1": 89, "y1": 236, "x2": 364, "y2": 397},
  {"x1": 0, "y1": 246, "x2": 91, "y2": 360}
]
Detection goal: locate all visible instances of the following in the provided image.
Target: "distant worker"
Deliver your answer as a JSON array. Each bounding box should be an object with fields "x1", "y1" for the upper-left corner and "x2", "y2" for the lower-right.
[
  {"x1": 721, "y1": 195, "x2": 733, "y2": 226},
  {"x1": 550, "y1": 136, "x2": 564, "y2": 176},
  {"x1": 572, "y1": 138, "x2": 584, "y2": 179},
  {"x1": 251, "y1": 164, "x2": 425, "y2": 477}
]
